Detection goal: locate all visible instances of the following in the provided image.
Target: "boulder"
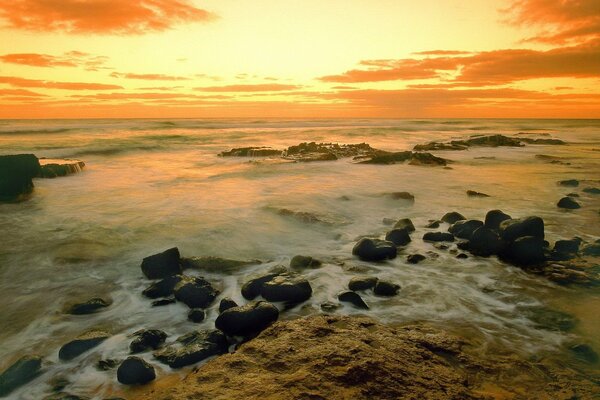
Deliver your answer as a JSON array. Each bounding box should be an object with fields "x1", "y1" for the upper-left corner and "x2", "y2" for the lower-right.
[
  {"x1": 393, "y1": 218, "x2": 415, "y2": 232},
  {"x1": 174, "y1": 276, "x2": 220, "y2": 309},
  {"x1": 241, "y1": 272, "x2": 283, "y2": 300},
  {"x1": 441, "y1": 212, "x2": 465, "y2": 224},
  {"x1": 448, "y1": 220, "x2": 483, "y2": 240},
  {"x1": 66, "y1": 297, "x2": 111, "y2": 315},
  {"x1": 260, "y1": 273, "x2": 312, "y2": 303},
  {"x1": 290, "y1": 255, "x2": 322, "y2": 269},
  {"x1": 188, "y1": 309, "x2": 206, "y2": 323},
  {"x1": 553, "y1": 239, "x2": 581, "y2": 256},
  {"x1": 141, "y1": 247, "x2": 182, "y2": 279},
  {"x1": 423, "y1": 232, "x2": 454, "y2": 242},
  {"x1": 0, "y1": 154, "x2": 41, "y2": 202},
  {"x1": 154, "y1": 330, "x2": 228, "y2": 368},
  {"x1": 219, "y1": 297, "x2": 238, "y2": 313},
  {"x1": 373, "y1": 281, "x2": 400, "y2": 296},
  {"x1": 352, "y1": 238, "x2": 397, "y2": 261},
  {"x1": 142, "y1": 275, "x2": 183, "y2": 299},
  {"x1": 499, "y1": 216, "x2": 544, "y2": 242},
  {"x1": 130, "y1": 330, "x2": 167, "y2": 354},
  {"x1": 407, "y1": 254, "x2": 426, "y2": 264},
  {"x1": 117, "y1": 357, "x2": 156, "y2": 385},
  {"x1": 583, "y1": 187, "x2": 600, "y2": 194},
  {"x1": 348, "y1": 276, "x2": 378, "y2": 291},
  {"x1": 0, "y1": 355, "x2": 42, "y2": 396},
  {"x1": 59, "y1": 331, "x2": 111, "y2": 361},
  {"x1": 215, "y1": 301, "x2": 279, "y2": 337},
  {"x1": 558, "y1": 179, "x2": 579, "y2": 187},
  {"x1": 501, "y1": 236, "x2": 546, "y2": 266},
  {"x1": 425, "y1": 220, "x2": 441, "y2": 228},
  {"x1": 385, "y1": 228, "x2": 411, "y2": 246},
  {"x1": 557, "y1": 197, "x2": 581, "y2": 209},
  {"x1": 484, "y1": 210, "x2": 511, "y2": 231},
  {"x1": 338, "y1": 291, "x2": 369, "y2": 309},
  {"x1": 468, "y1": 227, "x2": 505, "y2": 256}
]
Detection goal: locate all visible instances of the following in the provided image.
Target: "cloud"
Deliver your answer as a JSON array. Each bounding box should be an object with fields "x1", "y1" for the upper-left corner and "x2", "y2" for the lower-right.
[
  {"x1": 0, "y1": 0, "x2": 215, "y2": 34},
  {"x1": 0, "y1": 76, "x2": 123, "y2": 90},
  {"x1": 0, "y1": 88, "x2": 46, "y2": 96},
  {"x1": 0, "y1": 51, "x2": 109, "y2": 70},
  {"x1": 195, "y1": 84, "x2": 302, "y2": 92},
  {"x1": 413, "y1": 50, "x2": 471, "y2": 56},
  {"x1": 72, "y1": 92, "x2": 230, "y2": 100},
  {"x1": 110, "y1": 72, "x2": 190, "y2": 81}
]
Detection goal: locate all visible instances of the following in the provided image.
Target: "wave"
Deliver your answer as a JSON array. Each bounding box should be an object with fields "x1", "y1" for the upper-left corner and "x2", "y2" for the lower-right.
[{"x1": 0, "y1": 128, "x2": 75, "y2": 135}]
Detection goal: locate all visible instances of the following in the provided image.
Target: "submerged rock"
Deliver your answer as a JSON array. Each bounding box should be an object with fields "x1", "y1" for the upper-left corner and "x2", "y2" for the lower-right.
[
  {"x1": 425, "y1": 220, "x2": 441, "y2": 228},
  {"x1": 283, "y1": 142, "x2": 377, "y2": 162},
  {"x1": 583, "y1": 187, "x2": 600, "y2": 194},
  {"x1": 141, "y1": 247, "x2": 182, "y2": 279},
  {"x1": 0, "y1": 154, "x2": 41, "y2": 202},
  {"x1": 557, "y1": 196, "x2": 581, "y2": 209},
  {"x1": 569, "y1": 344, "x2": 599, "y2": 364},
  {"x1": 386, "y1": 191, "x2": 415, "y2": 202},
  {"x1": 348, "y1": 276, "x2": 378, "y2": 291},
  {"x1": 65, "y1": 297, "x2": 111, "y2": 315},
  {"x1": 181, "y1": 256, "x2": 259, "y2": 274},
  {"x1": 130, "y1": 329, "x2": 167, "y2": 354},
  {"x1": 352, "y1": 238, "x2": 397, "y2": 261},
  {"x1": 59, "y1": 331, "x2": 111, "y2": 361},
  {"x1": 385, "y1": 228, "x2": 411, "y2": 246},
  {"x1": 373, "y1": 281, "x2": 400, "y2": 296},
  {"x1": 215, "y1": 301, "x2": 279, "y2": 337},
  {"x1": 173, "y1": 276, "x2": 220, "y2": 309},
  {"x1": 407, "y1": 254, "x2": 426, "y2": 264},
  {"x1": 558, "y1": 179, "x2": 579, "y2": 187},
  {"x1": 338, "y1": 291, "x2": 369, "y2": 309},
  {"x1": 219, "y1": 147, "x2": 282, "y2": 157},
  {"x1": 117, "y1": 357, "x2": 156, "y2": 385},
  {"x1": 441, "y1": 212, "x2": 465, "y2": 224},
  {"x1": 290, "y1": 255, "x2": 322, "y2": 269},
  {"x1": 0, "y1": 355, "x2": 42, "y2": 396},
  {"x1": 359, "y1": 151, "x2": 447, "y2": 166},
  {"x1": 154, "y1": 330, "x2": 228, "y2": 368}
]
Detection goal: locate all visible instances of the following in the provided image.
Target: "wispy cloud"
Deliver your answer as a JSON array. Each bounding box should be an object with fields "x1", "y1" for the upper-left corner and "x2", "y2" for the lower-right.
[
  {"x1": 110, "y1": 72, "x2": 190, "y2": 81},
  {"x1": 195, "y1": 84, "x2": 302, "y2": 92},
  {"x1": 0, "y1": 76, "x2": 123, "y2": 90},
  {"x1": 0, "y1": 51, "x2": 109, "y2": 70}
]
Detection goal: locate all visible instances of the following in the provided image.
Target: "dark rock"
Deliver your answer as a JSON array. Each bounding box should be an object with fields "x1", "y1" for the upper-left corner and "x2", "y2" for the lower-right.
[
  {"x1": 59, "y1": 331, "x2": 111, "y2": 361},
  {"x1": 96, "y1": 359, "x2": 119, "y2": 371},
  {"x1": 188, "y1": 309, "x2": 206, "y2": 323},
  {"x1": 464, "y1": 134, "x2": 523, "y2": 147},
  {"x1": 260, "y1": 273, "x2": 312, "y2": 303},
  {"x1": 466, "y1": 190, "x2": 490, "y2": 197},
  {"x1": 387, "y1": 191, "x2": 415, "y2": 201},
  {"x1": 558, "y1": 179, "x2": 579, "y2": 187},
  {"x1": 290, "y1": 255, "x2": 322, "y2": 269},
  {"x1": 43, "y1": 394, "x2": 89, "y2": 400},
  {"x1": 373, "y1": 281, "x2": 400, "y2": 296},
  {"x1": 567, "y1": 192, "x2": 579, "y2": 197},
  {"x1": 409, "y1": 152, "x2": 448, "y2": 166},
  {"x1": 393, "y1": 218, "x2": 415, "y2": 232},
  {"x1": 66, "y1": 297, "x2": 111, "y2": 315},
  {"x1": 338, "y1": 291, "x2": 369, "y2": 309},
  {"x1": 448, "y1": 219, "x2": 483, "y2": 240},
  {"x1": 151, "y1": 297, "x2": 176, "y2": 307},
  {"x1": 484, "y1": 209, "x2": 511, "y2": 231},
  {"x1": 557, "y1": 196, "x2": 581, "y2": 209},
  {"x1": 569, "y1": 344, "x2": 599, "y2": 364},
  {"x1": 154, "y1": 330, "x2": 229, "y2": 368},
  {"x1": 407, "y1": 254, "x2": 426, "y2": 264},
  {"x1": 456, "y1": 253, "x2": 468, "y2": 259},
  {"x1": 130, "y1": 329, "x2": 167, "y2": 354},
  {"x1": 524, "y1": 307, "x2": 577, "y2": 332},
  {"x1": 423, "y1": 232, "x2": 454, "y2": 242},
  {"x1": 519, "y1": 137, "x2": 566, "y2": 145},
  {"x1": 285, "y1": 142, "x2": 377, "y2": 162},
  {"x1": 215, "y1": 301, "x2": 279, "y2": 337},
  {"x1": 499, "y1": 216, "x2": 544, "y2": 242},
  {"x1": 553, "y1": 239, "x2": 581, "y2": 255},
  {"x1": 320, "y1": 302, "x2": 341, "y2": 312},
  {"x1": 581, "y1": 242, "x2": 600, "y2": 256},
  {"x1": 174, "y1": 276, "x2": 220, "y2": 309},
  {"x1": 0, "y1": 355, "x2": 42, "y2": 396},
  {"x1": 181, "y1": 256, "x2": 259, "y2": 274},
  {"x1": 48, "y1": 375, "x2": 69, "y2": 392},
  {"x1": 39, "y1": 159, "x2": 85, "y2": 178},
  {"x1": 502, "y1": 236, "x2": 546, "y2": 266},
  {"x1": 385, "y1": 228, "x2": 411, "y2": 246},
  {"x1": 348, "y1": 277, "x2": 378, "y2": 291},
  {"x1": 583, "y1": 187, "x2": 600, "y2": 194},
  {"x1": 219, "y1": 297, "x2": 238, "y2": 313},
  {"x1": 117, "y1": 357, "x2": 156, "y2": 385},
  {"x1": 0, "y1": 154, "x2": 41, "y2": 202},
  {"x1": 219, "y1": 147, "x2": 282, "y2": 157},
  {"x1": 274, "y1": 208, "x2": 333, "y2": 225},
  {"x1": 441, "y1": 212, "x2": 466, "y2": 224},
  {"x1": 413, "y1": 141, "x2": 467, "y2": 151},
  {"x1": 358, "y1": 151, "x2": 412, "y2": 164},
  {"x1": 469, "y1": 227, "x2": 505, "y2": 256},
  {"x1": 142, "y1": 275, "x2": 183, "y2": 299},
  {"x1": 352, "y1": 238, "x2": 397, "y2": 261},
  {"x1": 425, "y1": 220, "x2": 441, "y2": 229},
  {"x1": 141, "y1": 247, "x2": 182, "y2": 279},
  {"x1": 241, "y1": 272, "x2": 283, "y2": 300}
]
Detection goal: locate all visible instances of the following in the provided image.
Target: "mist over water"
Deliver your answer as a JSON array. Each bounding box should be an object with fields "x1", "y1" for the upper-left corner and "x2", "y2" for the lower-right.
[{"x1": 0, "y1": 118, "x2": 599, "y2": 399}]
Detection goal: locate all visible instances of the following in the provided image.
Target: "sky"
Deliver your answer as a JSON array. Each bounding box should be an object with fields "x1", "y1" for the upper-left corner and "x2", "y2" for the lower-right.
[{"x1": 0, "y1": 0, "x2": 599, "y2": 118}]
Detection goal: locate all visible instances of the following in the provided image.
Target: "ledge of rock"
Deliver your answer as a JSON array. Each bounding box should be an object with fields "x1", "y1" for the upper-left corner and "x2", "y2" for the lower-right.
[{"x1": 39, "y1": 158, "x2": 85, "y2": 178}]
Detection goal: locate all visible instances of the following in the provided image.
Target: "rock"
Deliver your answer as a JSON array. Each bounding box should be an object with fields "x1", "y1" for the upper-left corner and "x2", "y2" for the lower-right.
[
  {"x1": 174, "y1": 275, "x2": 220, "y2": 309},
  {"x1": 260, "y1": 273, "x2": 312, "y2": 303},
  {"x1": 413, "y1": 141, "x2": 467, "y2": 151},
  {"x1": 359, "y1": 151, "x2": 448, "y2": 166},
  {"x1": 558, "y1": 179, "x2": 579, "y2": 187},
  {"x1": 464, "y1": 134, "x2": 523, "y2": 147},
  {"x1": 502, "y1": 236, "x2": 546, "y2": 266},
  {"x1": 48, "y1": 375, "x2": 69, "y2": 392},
  {"x1": 219, "y1": 147, "x2": 282, "y2": 157},
  {"x1": 273, "y1": 208, "x2": 334, "y2": 224},
  {"x1": 219, "y1": 297, "x2": 238, "y2": 313},
  {"x1": 142, "y1": 275, "x2": 183, "y2": 299},
  {"x1": 553, "y1": 239, "x2": 581, "y2": 256},
  {"x1": 285, "y1": 142, "x2": 377, "y2": 162},
  {"x1": 66, "y1": 297, "x2": 111, "y2": 315},
  {"x1": 557, "y1": 196, "x2": 581, "y2": 209},
  {"x1": 0, "y1": 355, "x2": 42, "y2": 396},
  {"x1": 466, "y1": 190, "x2": 489, "y2": 197},
  {"x1": 141, "y1": 247, "x2": 182, "y2": 279},
  {"x1": 456, "y1": 253, "x2": 468, "y2": 259},
  {"x1": 181, "y1": 256, "x2": 260, "y2": 274},
  {"x1": 519, "y1": 137, "x2": 566, "y2": 145},
  {"x1": 241, "y1": 272, "x2": 283, "y2": 300},
  {"x1": 387, "y1": 191, "x2": 415, "y2": 201},
  {"x1": 290, "y1": 255, "x2": 322, "y2": 269},
  {"x1": 38, "y1": 159, "x2": 85, "y2": 178},
  {"x1": 407, "y1": 254, "x2": 426, "y2": 264},
  {"x1": 569, "y1": 344, "x2": 599, "y2": 364},
  {"x1": 499, "y1": 216, "x2": 544, "y2": 242},
  {"x1": 348, "y1": 276, "x2": 378, "y2": 291},
  {"x1": 43, "y1": 394, "x2": 89, "y2": 400},
  {"x1": 117, "y1": 357, "x2": 156, "y2": 385},
  {"x1": 215, "y1": 301, "x2": 279, "y2": 337},
  {"x1": 425, "y1": 220, "x2": 441, "y2": 228},
  {"x1": 188, "y1": 309, "x2": 206, "y2": 323},
  {"x1": 468, "y1": 227, "x2": 504, "y2": 256},
  {"x1": 385, "y1": 228, "x2": 411, "y2": 246},
  {"x1": 151, "y1": 297, "x2": 176, "y2": 307},
  {"x1": 441, "y1": 212, "x2": 465, "y2": 224},
  {"x1": 409, "y1": 152, "x2": 449, "y2": 166},
  {"x1": 393, "y1": 218, "x2": 415, "y2": 232},
  {"x1": 448, "y1": 219, "x2": 483, "y2": 240},
  {"x1": 58, "y1": 331, "x2": 111, "y2": 361},
  {"x1": 484, "y1": 209, "x2": 511, "y2": 231},
  {"x1": 373, "y1": 281, "x2": 400, "y2": 296},
  {"x1": 581, "y1": 242, "x2": 600, "y2": 256},
  {"x1": 338, "y1": 291, "x2": 369, "y2": 309},
  {"x1": 0, "y1": 154, "x2": 41, "y2": 202},
  {"x1": 352, "y1": 238, "x2": 397, "y2": 261},
  {"x1": 423, "y1": 232, "x2": 454, "y2": 242},
  {"x1": 382, "y1": 217, "x2": 396, "y2": 226},
  {"x1": 154, "y1": 330, "x2": 229, "y2": 368},
  {"x1": 524, "y1": 307, "x2": 577, "y2": 332},
  {"x1": 583, "y1": 187, "x2": 600, "y2": 194},
  {"x1": 320, "y1": 302, "x2": 341, "y2": 312},
  {"x1": 130, "y1": 330, "x2": 167, "y2": 354},
  {"x1": 96, "y1": 359, "x2": 119, "y2": 371}
]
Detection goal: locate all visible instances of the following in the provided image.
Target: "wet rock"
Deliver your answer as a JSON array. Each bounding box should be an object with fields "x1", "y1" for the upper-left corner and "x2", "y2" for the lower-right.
[
  {"x1": 583, "y1": 187, "x2": 600, "y2": 194},
  {"x1": 348, "y1": 276, "x2": 378, "y2": 291},
  {"x1": 219, "y1": 147, "x2": 282, "y2": 157},
  {"x1": 290, "y1": 255, "x2": 322, "y2": 269},
  {"x1": 464, "y1": 134, "x2": 523, "y2": 147},
  {"x1": 484, "y1": 209, "x2": 511, "y2": 231},
  {"x1": 117, "y1": 357, "x2": 156, "y2": 385},
  {"x1": 373, "y1": 281, "x2": 400, "y2": 296},
  {"x1": 141, "y1": 247, "x2": 182, "y2": 279},
  {"x1": 386, "y1": 191, "x2": 415, "y2": 202},
  {"x1": 456, "y1": 253, "x2": 468, "y2": 259},
  {"x1": 352, "y1": 238, "x2": 397, "y2": 261},
  {"x1": 409, "y1": 152, "x2": 449, "y2": 166},
  {"x1": 393, "y1": 218, "x2": 415, "y2": 232},
  {"x1": 0, "y1": 154, "x2": 41, "y2": 202},
  {"x1": 48, "y1": 375, "x2": 69, "y2": 392},
  {"x1": 466, "y1": 190, "x2": 489, "y2": 197},
  {"x1": 96, "y1": 359, "x2": 119, "y2": 371},
  {"x1": 43, "y1": 393, "x2": 89, "y2": 400},
  {"x1": 0, "y1": 355, "x2": 42, "y2": 396},
  {"x1": 173, "y1": 275, "x2": 220, "y2": 309},
  {"x1": 519, "y1": 137, "x2": 566, "y2": 145},
  {"x1": 38, "y1": 159, "x2": 85, "y2": 178},
  {"x1": 274, "y1": 208, "x2": 334, "y2": 225},
  {"x1": 285, "y1": 142, "x2": 377, "y2": 162},
  {"x1": 569, "y1": 344, "x2": 599, "y2": 364},
  {"x1": 181, "y1": 256, "x2": 259, "y2": 274},
  {"x1": 130, "y1": 330, "x2": 167, "y2": 354},
  {"x1": 151, "y1": 297, "x2": 176, "y2": 307},
  {"x1": 524, "y1": 307, "x2": 577, "y2": 332},
  {"x1": 558, "y1": 179, "x2": 579, "y2": 187},
  {"x1": 499, "y1": 216, "x2": 544, "y2": 242},
  {"x1": 502, "y1": 236, "x2": 546, "y2": 266},
  {"x1": 557, "y1": 196, "x2": 581, "y2": 209},
  {"x1": 320, "y1": 302, "x2": 341, "y2": 312},
  {"x1": 407, "y1": 254, "x2": 426, "y2": 264},
  {"x1": 188, "y1": 308, "x2": 206, "y2": 323},
  {"x1": 66, "y1": 297, "x2": 111, "y2": 315},
  {"x1": 468, "y1": 227, "x2": 504, "y2": 256},
  {"x1": 241, "y1": 272, "x2": 283, "y2": 300},
  {"x1": 154, "y1": 330, "x2": 229, "y2": 368},
  {"x1": 359, "y1": 151, "x2": 448, "y2": 166},
  {"x1": 413, "y1": 141, "x2": 467, "y2": 151},
  {"x1": 382, "y1": 217, "x2": 396, "y2": 226},
  {"x1": 215, "y1": 301, "x2": 279, "y2": 337},
  {"x1": 423, "y1": 232, "x2": 454, "y2": 242},
  {"x1": 553, "y1": 239, "x2": 581, "y2": 256},
  {"x1": 425, "y1": 220, "x2": 441, "y2": 228},
  {"x1": 260, "y1": 273, "x2": 312, "y2": 303},
  {"x1": 219, "y1": 297, "x2": 238, "y2": 313},
  {"x1": 441, "y1": 212, "x2": 465, "y2": 224},
  {"x1": 448, "y1": 219, "x2": 483, "y2": 240},
  {"x1": 338, "y1": 291, "x2": 369, "y2": 309},
  {"x1": 385, "y1": 228, "x2": 411, "y2": 246},
  {"x1": 142, "y1": 275, "x2": 183, "y2": 299},
  {"x1": 59, "y1": 331, "x2": 111, "y2": 361},
  {"x1": 581, "y1": 242, "x2": 600, "y2": 256}
]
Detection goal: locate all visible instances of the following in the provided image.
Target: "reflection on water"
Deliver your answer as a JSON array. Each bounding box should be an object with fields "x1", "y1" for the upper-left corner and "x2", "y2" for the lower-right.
[{"x1": 0, "y1": 118, "x2": 599, "y2": 399}]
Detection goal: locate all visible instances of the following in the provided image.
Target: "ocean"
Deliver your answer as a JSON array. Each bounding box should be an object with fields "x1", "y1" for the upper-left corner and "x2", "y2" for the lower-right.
[{"x1": 0, "y1": 118, "x2": 599, "y2": 398}]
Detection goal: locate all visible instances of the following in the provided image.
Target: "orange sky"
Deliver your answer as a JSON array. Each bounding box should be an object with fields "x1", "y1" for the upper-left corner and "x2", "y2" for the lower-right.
[{"x1": 0, "y1": 0, "x2": 599, "y2": 118}]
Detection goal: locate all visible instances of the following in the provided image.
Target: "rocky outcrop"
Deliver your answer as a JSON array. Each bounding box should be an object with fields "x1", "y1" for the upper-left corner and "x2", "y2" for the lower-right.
[
  {"x1": 283, "y1": 142, "x2": 377, "y2": 162},
  {"x1": 219, "y1": 147, "x2": 282, "y2": 157},
  {"x1": 38, "y1": 159, "x2": 85, "y2": 178},
  {"x1": 153, "y1": 330, "x2": 228, "y2": 369},
  {"x1": 359, "y1": 151, "x2": 448, "y2": 166},
  {"x1": 0, "y1": 154, "x2": 41, "y2": 202}
]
